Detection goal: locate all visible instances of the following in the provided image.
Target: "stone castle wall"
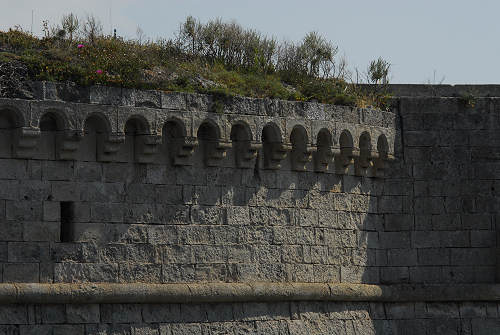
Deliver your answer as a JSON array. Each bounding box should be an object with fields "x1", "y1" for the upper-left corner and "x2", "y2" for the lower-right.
[{"x1": 0, "y1": 81, "x2": 497, "y2": 334}]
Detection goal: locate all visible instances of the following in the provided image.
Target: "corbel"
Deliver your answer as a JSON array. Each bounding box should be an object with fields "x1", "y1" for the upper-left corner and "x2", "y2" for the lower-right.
[
  {"x1": 235, "y1": 141, "x2": 262, "y2": 169},
  {"x1": 291, "y1": 145, "x2": 316, "y2": 172},
  {"x1": 13, "y1": 127, "x2": 41, "y2": 159},
  {"x1": 334, "y1": 146, "x2": 359, "y2": 175},
  {"x1": 264, "y1": 142, "x2": 292, "y2": 170}
]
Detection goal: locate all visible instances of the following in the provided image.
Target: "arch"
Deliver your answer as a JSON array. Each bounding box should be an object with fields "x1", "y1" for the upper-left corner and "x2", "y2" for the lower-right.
[
  {"x1": 359, "y1": 131, "x2": 372, "y2": 153},
  {"x1": 262, "y1": 122, "x2": 282, "y2": 144},
  {"x1": 339, "y1": 130, "x2": 354, "y2": 150},
  {"x1": 37, "y1": 110, "x2": 68, "y2": 131},
  {"x1": 162, "y1": 118, "x2": 187, "y2": 139},
  {"x1": 36, "y1": 112, "x2": 65, "y2": 160},
  {"x1": 290, "y1": 125, "x2": 308, "y2": 145},
  {"x1": 79, "y1": 113, "x2": 110, "y2": 162},
  {"x1": 197, "y1": 120, "x2": 220, "y2": 166},
  {"x1": 0, "y1": 108, "x2": 22, "y2": 158},
  {"x1": 196, "y1": 119, "x2": 221, "y2": 141},
  {"x1": 162, "y1": 118, "x2": 187, "y2": 165},
  {"x1": 261, "y1": 122, "x2": 283, "y2": 169},
  {"x1": 230, "y1": 121, "x2": 252, "y2": 168},
  {"x1": 317, "y1": 128, "x2": 333, "y2": 148},
  {"x1": 83, "y1": 112, "x2": 112, "y2": 134},
  {"x1": 124, "y1": 115, "x2": 150, "y2": 136},
  {"x1": 377, "y1": 134, "x2": 389, "y2": 158},
  {"x1": 118, "y1": 116, "x2": 151, "y2": 162},
  {"x1": 314, "y1": 128, "x2": 334, "y2": 172},
  {"x1": 290, "y1": 125, "x2": 310, "y2": 171},
  {"x1": 0, "y1": 106, "x2": 24, "y2": 128},
  {"x1": 230, "y1": 121, "x2": 252, "y2": 142}
]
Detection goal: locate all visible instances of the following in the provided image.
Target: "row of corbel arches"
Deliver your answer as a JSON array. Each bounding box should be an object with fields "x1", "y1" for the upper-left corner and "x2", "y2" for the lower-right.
[{"x1": 0, "y1": 106, "x2": 394, "y2": 176}]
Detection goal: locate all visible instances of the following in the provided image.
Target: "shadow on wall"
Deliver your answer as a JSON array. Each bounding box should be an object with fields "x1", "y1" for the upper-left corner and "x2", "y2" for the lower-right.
[{"x1": 0, "y1": 104, "x2": 417, "y2": 334}]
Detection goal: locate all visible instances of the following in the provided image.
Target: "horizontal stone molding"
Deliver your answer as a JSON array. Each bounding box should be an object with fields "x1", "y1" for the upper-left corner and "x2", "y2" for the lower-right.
[
  {"x1": 2, "y1": 282, "x2": 500, "y2": 304},
  {"x1": 0, "y1": 87, "x2": 396, "y2": 175}
]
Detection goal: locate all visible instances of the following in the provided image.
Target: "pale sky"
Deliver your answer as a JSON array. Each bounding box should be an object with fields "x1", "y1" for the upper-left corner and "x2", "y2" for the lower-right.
[{"x1": 1, "y1": 0, "x2": 499, "y2": 84}]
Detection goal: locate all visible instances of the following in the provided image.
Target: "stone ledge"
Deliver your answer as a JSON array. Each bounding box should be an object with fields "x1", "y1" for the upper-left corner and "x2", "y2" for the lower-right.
[
  {"x1": 1, "y1": 283, "x2": 500, "y2": 304},
  {"x1": 360, "y1": 84, "x2": 500, "y2": 97}
]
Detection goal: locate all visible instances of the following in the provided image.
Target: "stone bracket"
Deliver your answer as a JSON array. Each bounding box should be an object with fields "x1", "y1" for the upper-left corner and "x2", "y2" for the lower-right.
[
  {"x1": 98, "y1": 133, "x2": 126, "y2": 162},
  {"x1": 236, "y1": 142, "x2": 262, "y2": 169},
  {"x1": 265, "y1": 142, "x2": 292, "y2": 170},
  {"x1": 334, "y1": 147, "x2": 359, "y2": 175},
  {"x1": 314, "y1": 146, "x2": 338, "y2": 172},
  {"x1": 205, "y1": 140, "x2": 232, "y2": 167},
  {"x1": 13, "y1": 127, "x2": 41, "y2": 159},
  {"x1": 354, "y1": 149, "x2": 378, "y2": 177},
  {"x1": 136, "y1": 135, "x2": 162, "y2": 164},
  {"x1": 291, "y1": 145, "x2": 316, "y2": 172},
  {"x1": 372, "y1": 153, "x2": 395, "y2": 178},
  {"x1": 173, "y1": 136, "x2": 198, "y2": 166},
  {"x1": 13, "y1": 127, "x2": 41, "y2": 158},
  {"x1": 57, "y1": 130, "x2": 84, "y2": 161}
]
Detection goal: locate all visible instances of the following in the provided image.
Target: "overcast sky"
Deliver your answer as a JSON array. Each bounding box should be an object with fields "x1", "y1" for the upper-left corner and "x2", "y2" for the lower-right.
[{"x1": 1, "y1": 0, "x2": 499, "y2": 84}]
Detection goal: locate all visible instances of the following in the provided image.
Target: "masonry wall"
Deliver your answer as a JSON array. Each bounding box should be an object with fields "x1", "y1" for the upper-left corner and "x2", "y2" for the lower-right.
[
  {"x1": 388, "y1": 97, "x2": 500, "y2": 284},
  {"x1": 0, "y1": 83, "x2": 395, "y2": 286},
  {"x1": 0, "y1": 82, "x2": 499, "y2": 334}
]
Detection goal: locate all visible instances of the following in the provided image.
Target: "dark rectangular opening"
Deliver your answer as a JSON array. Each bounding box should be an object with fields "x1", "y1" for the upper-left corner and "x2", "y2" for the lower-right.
[{"x1": 60, "y1": 201, "x2": 75, "y2": 242}]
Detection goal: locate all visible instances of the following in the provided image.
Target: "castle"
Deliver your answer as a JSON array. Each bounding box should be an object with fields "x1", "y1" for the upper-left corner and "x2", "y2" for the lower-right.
[{"x1": 0, "y1": 81, "x2": 497, "y2": 334}]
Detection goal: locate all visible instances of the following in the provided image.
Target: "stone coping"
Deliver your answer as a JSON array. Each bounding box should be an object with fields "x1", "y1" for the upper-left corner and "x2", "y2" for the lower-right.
[
  {"x1": 1, "y1": 283, "x2": 499, "y2": 304},
  {"x1": 360, "y1": 84, "x2": 500, "y2": 97}
]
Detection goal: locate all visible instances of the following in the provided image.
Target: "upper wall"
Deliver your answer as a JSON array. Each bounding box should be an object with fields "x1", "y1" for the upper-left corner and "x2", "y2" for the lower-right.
[
  {"x1": 0, "y1": 82, "x2": 396, "y2": 285},
  {"x1": 0, "y1": 81, "x2": 396, "y2": 171}
]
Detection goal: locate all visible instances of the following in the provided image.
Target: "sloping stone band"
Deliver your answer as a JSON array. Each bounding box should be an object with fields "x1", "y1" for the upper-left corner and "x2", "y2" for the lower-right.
[{"x1": 0, "y1": 283, "x2": 499, "y2": 304}]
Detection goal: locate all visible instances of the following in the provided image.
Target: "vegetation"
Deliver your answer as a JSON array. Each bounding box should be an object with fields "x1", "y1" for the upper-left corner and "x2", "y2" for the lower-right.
[{"x1": 0, "y1": 15, "x2": 392, "y2": 108}]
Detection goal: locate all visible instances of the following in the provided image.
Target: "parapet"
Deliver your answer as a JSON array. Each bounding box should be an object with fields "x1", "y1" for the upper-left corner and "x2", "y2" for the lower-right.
[{"x1": 0, "y1": 81, "x2": 396, "y2": 177}]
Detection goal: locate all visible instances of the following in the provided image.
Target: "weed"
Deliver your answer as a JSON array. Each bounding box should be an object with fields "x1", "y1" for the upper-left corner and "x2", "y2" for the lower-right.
[{"x1": 0, "y1": 15, "x2": 391, "y2": 109}]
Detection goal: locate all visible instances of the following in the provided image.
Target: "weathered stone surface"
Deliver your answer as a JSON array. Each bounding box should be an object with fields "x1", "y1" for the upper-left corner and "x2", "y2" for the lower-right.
[{"x1": 0, "y1": 83, "x2": 499, "y2": 332}]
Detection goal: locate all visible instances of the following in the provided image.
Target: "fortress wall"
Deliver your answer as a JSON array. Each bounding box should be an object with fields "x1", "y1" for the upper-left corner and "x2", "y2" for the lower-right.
[
  {"x1": 1, "y1": 301, "x2": 499, "y2": 334},
  {"x1": 0, "y1": 83, "x2": 395, "y2": 286},
  {"x1": 0, "y1": 82, "x2": 498, "y2": 334},
  {"x1": 390, "y1": 97, "x2": 500, "y2": 285}
]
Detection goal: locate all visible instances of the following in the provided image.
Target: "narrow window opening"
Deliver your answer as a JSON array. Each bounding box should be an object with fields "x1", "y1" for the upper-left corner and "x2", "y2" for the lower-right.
[{"x1": 60, "y1": 201, "x2": 75, "y2": 242}]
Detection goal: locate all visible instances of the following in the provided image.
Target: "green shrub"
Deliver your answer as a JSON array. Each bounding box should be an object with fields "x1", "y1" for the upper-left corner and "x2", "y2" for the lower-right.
[{"x1": 0, "y1": 15, "x2": 392, "y2": 109}]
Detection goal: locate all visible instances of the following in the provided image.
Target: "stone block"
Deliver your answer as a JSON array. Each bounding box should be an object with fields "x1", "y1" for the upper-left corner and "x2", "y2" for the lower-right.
[
  {"x1": 19, "y1": 180, "x2": 51, "y2": 201},
  {"x1": 387, "y1": 249, "x2": 417, "y2": 266},
  {"x1": 459, "y1": 302, "x2": 487, "y2": 318},
  {"x1": 417, "y1": 248, "x2": 450, "y2": 266},
  {"x1": 43, "y1": 201, "x2": 60, "y2": 222},
  {"x1": 41, "y1": 161, "x2": 75, "y2": 181},
  {"x1": 450, "y1": 248, "x2": 496, "y2": 266},
  {"x1": 385, "y1": 303, "x2": 415, "y2": 319},
  {"x1": 0, "y1": 159, "x2": 27, "y2": 180},
  {"x1": 384, "y1": 214, "x2": 413, "y2": 231},
  {"x1": 20, "y1": 325, "x2": 53, "y2": 335},
  {"x1": 378, "y1": 232, "x2": 410, "y2": 249},
  {"x1": 52, "y1": 325, "x2": 84, "y2": 335},
  {"x1": 3, "y1": 263, "x2": 39, "y2": 282},
  {"x1": 378, "y1": 196, "x2": 403, "y2": 214},
  {"x1": 54, "y1": 263, "x2": 118, "y2": 283},
  {"x1": 471, "y1": 319, "x2": 500, "y2": 335},
  {"x1": 409, "y1": 266, "x2": 442, "y2": 284},
  {"x1": 39, "y1": 304, "x2": 66, "y2": 323},
  {"x1": 6, "y1": 200, "x2": 42, "y2": 221},
  {"x1": 119, "y1": 263, "x2": 162, "y2": 283},
  {"x1": 75, "y1": 161, "x2": 102, "y2": 182},
  {"x1": 0, "y1": 305, "x2": 28, "y2": 324},
  {"x1": 380, "y1": 266, "x2": 409, "y2": 284},
  {"x1": 412, "y1": 231, "x2": 440, "y2": 248},
  {"x1": 470, "y1": 230, "x2": 496, "y2": 247},
  {"x1": 8, "y1": 242, "x2": 50, "y2": 262}
]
